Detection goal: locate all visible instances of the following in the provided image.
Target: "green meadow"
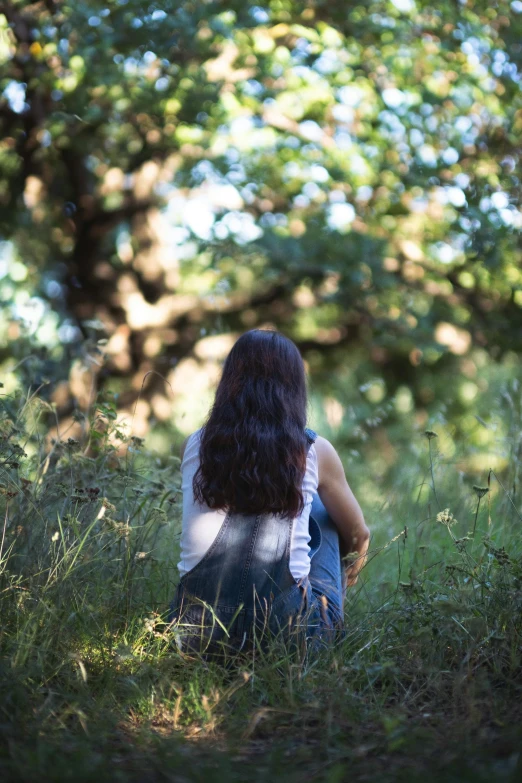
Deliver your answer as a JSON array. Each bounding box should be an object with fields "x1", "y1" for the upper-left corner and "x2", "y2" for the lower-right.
[{"x1": 1, "y1": 366, "x2": 520, "y2": 782}]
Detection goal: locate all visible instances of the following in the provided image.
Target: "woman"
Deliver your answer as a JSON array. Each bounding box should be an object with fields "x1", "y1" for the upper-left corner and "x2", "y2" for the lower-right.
[{"x1": 170, "y1": 329, "x2": 369, "y2": 657}]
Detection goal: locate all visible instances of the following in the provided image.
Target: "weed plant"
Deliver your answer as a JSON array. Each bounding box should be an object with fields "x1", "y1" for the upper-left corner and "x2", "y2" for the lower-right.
[{"x1": 0, "y1": 383, "x2": 521, "y2": 783}]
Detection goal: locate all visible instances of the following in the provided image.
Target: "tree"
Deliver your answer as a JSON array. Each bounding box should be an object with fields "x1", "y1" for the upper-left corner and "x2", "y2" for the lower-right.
[{"x1": 1, "y1": 0, "x2": 521, "y2": 423}]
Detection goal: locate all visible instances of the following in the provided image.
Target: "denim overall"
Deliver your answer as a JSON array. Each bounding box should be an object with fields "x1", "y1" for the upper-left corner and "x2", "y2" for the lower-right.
[{"x1": 170, "y1": 428, "x2": 345, "y2": 657}]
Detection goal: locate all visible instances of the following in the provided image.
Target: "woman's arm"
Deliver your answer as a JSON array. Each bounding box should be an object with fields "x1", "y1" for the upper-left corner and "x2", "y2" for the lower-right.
[{"x1": 315, "y1": 436, "x2": 370, "y2": 586}]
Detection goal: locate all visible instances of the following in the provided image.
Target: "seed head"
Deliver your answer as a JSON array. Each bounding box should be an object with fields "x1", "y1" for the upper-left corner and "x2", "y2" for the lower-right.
[
  {"x1": 425, "y1": 430, "x2": 438, "y2": 440},
  {"x1": 472, "y1": 485, "x2": 489, "y2": 499},
  {"x1": 101, "y1": 498, "x2": 116, "y2": 513},
  {"x1": 436, "y1": 507, "x2": 457, "y2": 527}
]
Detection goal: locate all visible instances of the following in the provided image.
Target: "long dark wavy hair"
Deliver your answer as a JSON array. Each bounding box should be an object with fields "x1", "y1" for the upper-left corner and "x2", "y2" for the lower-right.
[{"x1": 192, "y1": 329, "x2": 309, "y2": 519}]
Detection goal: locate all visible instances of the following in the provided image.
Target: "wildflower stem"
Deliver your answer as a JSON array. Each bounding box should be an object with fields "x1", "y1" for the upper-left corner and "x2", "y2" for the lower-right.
[
  {"x1": 428, "y1": 438, "x2": 441, "y2": 510},
  {"x1": 0, "y1": 503, "x2": 8, "y2": 564},
  {"x1": 473, "y1": 496, "x2": 481, "y2": 536}
]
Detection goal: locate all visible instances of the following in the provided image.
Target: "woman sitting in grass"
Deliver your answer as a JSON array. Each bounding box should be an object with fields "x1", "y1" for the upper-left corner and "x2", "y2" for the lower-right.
[{"x1": 170, "y1": 329, "x2": 369, "y2": 657}]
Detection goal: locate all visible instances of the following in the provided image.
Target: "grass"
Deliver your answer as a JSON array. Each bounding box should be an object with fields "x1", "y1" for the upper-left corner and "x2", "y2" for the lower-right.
[{"x1": 0, "y1": 386, "x2": 521, "y2": 782}]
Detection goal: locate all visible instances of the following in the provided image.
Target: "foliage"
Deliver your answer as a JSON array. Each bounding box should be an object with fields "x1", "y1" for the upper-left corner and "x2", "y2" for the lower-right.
[
  {"x1": 1, "y1": 2, "x2": 522, "y2": 775},
  {"x1": 1, "y1": 0, "x2": 522, "y2": 420},
  {"x1": 1, "y1": 383, "x2": 522, "y2": 781}
]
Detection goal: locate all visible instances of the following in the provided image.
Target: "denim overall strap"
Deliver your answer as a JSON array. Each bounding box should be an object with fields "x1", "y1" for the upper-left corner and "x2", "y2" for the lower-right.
[
  {"x1": 173, "y1": 428, "x2": 318, "y2": 647},
  {"x1": 305, "y1": 427, "x2": 317, "y2": 446}
]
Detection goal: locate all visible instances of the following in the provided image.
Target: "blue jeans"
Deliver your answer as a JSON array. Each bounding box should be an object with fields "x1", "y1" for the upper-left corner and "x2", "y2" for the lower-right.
[{"x1": 307, "y1": 493, "x2": 347, "y2": 632}]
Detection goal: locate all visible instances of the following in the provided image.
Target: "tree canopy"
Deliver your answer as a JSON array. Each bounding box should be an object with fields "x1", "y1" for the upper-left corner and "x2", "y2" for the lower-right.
[{"x1": 1, "y1": 0, "x2": 521, "y2": 430}]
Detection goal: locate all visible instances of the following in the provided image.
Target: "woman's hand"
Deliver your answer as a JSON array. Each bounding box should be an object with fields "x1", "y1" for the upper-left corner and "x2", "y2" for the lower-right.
[{"x1": 342, "y1": 545, "x2": 369, "y2": 587}]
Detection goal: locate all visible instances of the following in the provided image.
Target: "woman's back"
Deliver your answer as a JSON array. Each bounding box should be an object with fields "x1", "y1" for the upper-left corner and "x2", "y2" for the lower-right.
[
  {"x1": 178, "y1": 427, "x2": 319, "y2": 581},
  {"x1": 172, "y1": 427, "x2": 321, "y2": 656}
]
